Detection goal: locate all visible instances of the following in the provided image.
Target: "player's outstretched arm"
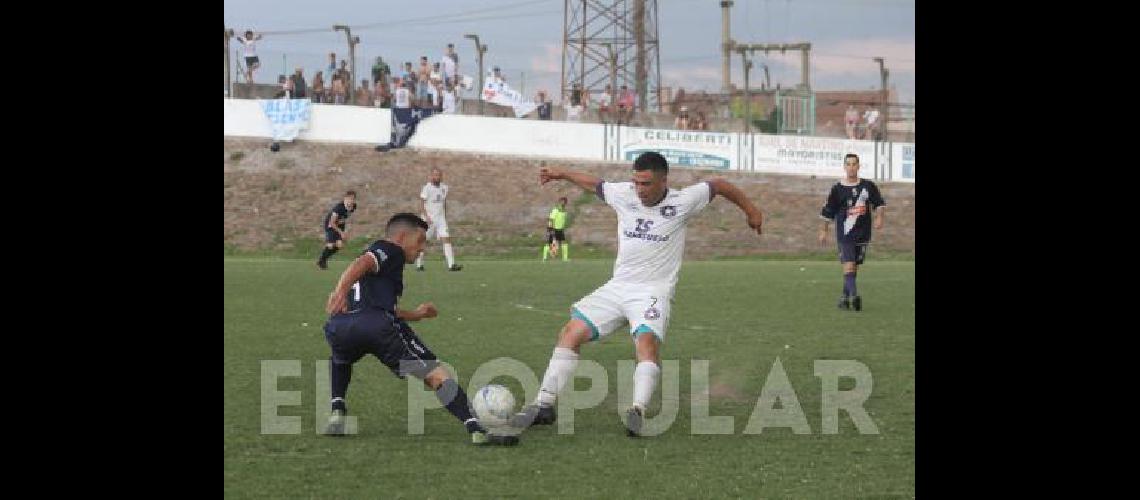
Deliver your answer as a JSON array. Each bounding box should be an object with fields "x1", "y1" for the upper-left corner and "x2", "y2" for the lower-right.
[
  {"x1": 539, "y1": 166, "x2": 601, "y2": 192},
  {"x1": 325, "y1": 255, "x2": 376, "y2": 314},
  {"x1": 873, "y1": 206, "x2": 886, "y2": 230},
  {"x1": 397, "y1": 303, "x2": 438, "y2": 322},
  {"x1": 706, "y1": 178, "x2": 763, "y2": 235}
]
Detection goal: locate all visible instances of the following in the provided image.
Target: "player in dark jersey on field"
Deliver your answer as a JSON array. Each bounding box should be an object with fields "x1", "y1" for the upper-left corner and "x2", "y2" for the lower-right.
[
  {"x1": 320, "y1": 212, "x2": 517, "y2": 445},
  {"x1": 819, "y1": 153, "x2": 887, "y2": 311},
  {"x1": 317, "y1": 191, "x2": 357, "y2": 270}
]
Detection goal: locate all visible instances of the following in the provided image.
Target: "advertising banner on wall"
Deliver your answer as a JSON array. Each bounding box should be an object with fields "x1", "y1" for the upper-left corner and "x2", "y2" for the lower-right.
[{"x1": 619, "y1": 128, "x2": 737, "y2": 170}]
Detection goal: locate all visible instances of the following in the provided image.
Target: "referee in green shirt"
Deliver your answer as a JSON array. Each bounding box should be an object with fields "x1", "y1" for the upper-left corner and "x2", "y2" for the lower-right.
[{"x1": 543, "y1": 197, "x2": 569, "y2": 261}]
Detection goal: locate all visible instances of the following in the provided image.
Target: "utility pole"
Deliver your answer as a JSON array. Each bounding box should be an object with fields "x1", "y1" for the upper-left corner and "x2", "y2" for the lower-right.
[
  {"x1": 224, "y1": 27, "x2": 233, "y2": 97},
  {"x1": 741, "y1": 51, "x2": 752, "y2": 134},
  {"x1": 634, "y1": 0, "x2": 647, "y2": 113},
  {"x1": 721, "y1": 1, "x2": 734, "y2": 93},
  {"x1": 334, "y1": 25, "x2": 359, "y2": 102},
  {"x1": 873, "y1": 57, "x2": 889, "y2": 141},
  {"x1": 604, "y1": 43, "x2": 616, "y2": 99},
  {"x1": 465, "y1": 34, "x2": 487, "y2": 114}
]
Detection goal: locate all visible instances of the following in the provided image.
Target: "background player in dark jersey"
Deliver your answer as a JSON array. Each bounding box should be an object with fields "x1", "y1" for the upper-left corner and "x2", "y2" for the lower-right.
[
  {"x1": 321, "y1": 213, "x2": 517, "y2": 445},
  {"x1": 819, "y1": 154, "x2": 887, "y2": 311},
  {"x1": 317, "y1": 191, "x2": 357, "y2": 270}
]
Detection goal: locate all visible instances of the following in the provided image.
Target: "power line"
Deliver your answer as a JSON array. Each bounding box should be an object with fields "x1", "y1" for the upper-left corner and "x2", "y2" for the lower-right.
[{"x1": 243, "y1": 0, "x2": 557, "y2": 35}]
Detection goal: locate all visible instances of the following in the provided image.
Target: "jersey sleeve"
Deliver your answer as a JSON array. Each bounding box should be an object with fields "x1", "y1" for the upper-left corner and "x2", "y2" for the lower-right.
[
  {"x1": 820, "y1": 185, "x2": 840, "y2": 221},
  {"x1": 599, "y1": 181, "x2": 627, "y2": 208},
  {"x1": 364, "y1": 242, "x2": 404, "y2": 275},
  {"x1": 680, "y1": 182, "x2": 714, "y2": 218},
  {"x1": 419, "y1": 185, "x2": 428, "y2": 201},
  {"x1": 867, "y1": 182, "x2": 886, "y2": 209}
]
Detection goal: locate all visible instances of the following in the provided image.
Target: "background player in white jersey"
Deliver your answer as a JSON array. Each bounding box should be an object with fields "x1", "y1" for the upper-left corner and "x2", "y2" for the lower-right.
[
  {"x1": 515, "y1": 152, "x2": 764, "y2": 436},
  {"x1": 415, "y1": 167, "x2": 463, "y2": 271}
]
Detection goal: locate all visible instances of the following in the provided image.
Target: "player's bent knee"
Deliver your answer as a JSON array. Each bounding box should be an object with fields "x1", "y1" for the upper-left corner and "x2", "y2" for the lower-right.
[
  {"x1": 421, "y1": 367, "x2": 450, "y2": 390},
  {"x1": 633, "y1": 330, "x2": 661, "y2": 363},
  {"x1": 557, "y1": 320, "x2": 592, "y2": 350}
]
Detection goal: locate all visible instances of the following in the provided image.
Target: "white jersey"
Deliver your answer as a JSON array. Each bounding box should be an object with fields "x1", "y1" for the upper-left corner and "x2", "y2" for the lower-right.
[
  {"x1": 394, "y1": 87, "x2": 411, "y2": 108},
  {"x1": 420, "y1": 182, "x2": 450, "y2": 217},
  {"x1": 599, "y1": 181, "x2": 713, "y2": 289}
]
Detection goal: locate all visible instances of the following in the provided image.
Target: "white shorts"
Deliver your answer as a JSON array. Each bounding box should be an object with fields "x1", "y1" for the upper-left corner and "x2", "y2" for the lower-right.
[
  {"x1": 571, "y1": 280, "x2": 673, "y2": 342},
  {"x1": 424, "y1": 215, "x2": 449, "y2": 239}
]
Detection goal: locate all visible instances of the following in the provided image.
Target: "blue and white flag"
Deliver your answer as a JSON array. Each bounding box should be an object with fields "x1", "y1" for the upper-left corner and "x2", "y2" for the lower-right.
[
  {"x1": 388, "y1": 106, "x2": 436, "y2": 149},
  {"x1": 482, "y1": 78, "x2": 538, "y2": 118},
  {"x1": 258, "y1": 98, "x2": 311, "y2": 142}
]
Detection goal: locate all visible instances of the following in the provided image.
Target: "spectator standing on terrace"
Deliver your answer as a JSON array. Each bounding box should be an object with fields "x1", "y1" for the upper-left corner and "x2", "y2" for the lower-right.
[
  {"x1": 442, "y1": 83, "x2": 458, "y2": 114},
  {"x1": 844, "y1": 104, "x2": 859, "y2": 139},
  {"x1": 327, "y1": 53, "x2": 337, "y2": 80},
  {"x1": 567, "y1": 83, "x2": 584, "y2": 121},
  {"x1": 236, "y1": 30, "x2": 262, "y2": 83},
  {"x1": 693, "y1": 111, "x2": 708, "y2": 131},
  {"x1": 864, "y1": 106, "x2": 882, "y2": 141},
  {"x1": 331, "y1": 74, "x2": 346, "y2": 104},
  {"x1": 596, "y1": 85, "x2": 613, "y2": 124},
  {"x1": 674, "y1": 106, "x2": 690, "y2": 130},
  {"x1": 617, "y1": 85, "x2": 635, "y2": 124},
  {"x1": 292, "y1": 67, "x2": 307, "y2": 100},
  {"x1": 536, "y1": 90, "x2": 552, "y2": 120},
  {"x1": 312, "y1": 71, "x2": 326, "y2": 103},
  {"x1": 372, "y1": 57, "x2": 391, "y2": 88},
  {"x1": 356, "y1": 79, "x2": 373, "y2": 107},
  {"x1": 375, "y1": 79, "x2": 390, "y2": 107},
  {"x1": 441, "y1": 45, "x2": 458, "y2": 88},
  {"x1": 418, "y1": 57, "x2": 432, "y2": 105}
]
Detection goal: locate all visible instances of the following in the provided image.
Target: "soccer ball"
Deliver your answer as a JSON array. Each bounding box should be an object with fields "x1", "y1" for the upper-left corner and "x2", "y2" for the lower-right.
[{"x1": 472, "y1": 384, "x2": 516, "y2": 426}]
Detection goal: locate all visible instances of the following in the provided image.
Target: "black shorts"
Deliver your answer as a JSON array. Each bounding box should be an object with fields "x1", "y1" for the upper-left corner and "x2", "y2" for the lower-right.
[
  {"x1": 245, "y1": 56, "x2": 260, "y2": 68},
  {"x1": 546, "y1": 229, "x2": 566, "y2": 244},
  {"x1": 323, "y1": 310, "x2": 439, "y2": 379},
  {"x1": 838, "y1": 240, "x2": 869, "y2": 265},
  {"x1": 325, "y1": 228, "x2": 342, "y2": 244}
]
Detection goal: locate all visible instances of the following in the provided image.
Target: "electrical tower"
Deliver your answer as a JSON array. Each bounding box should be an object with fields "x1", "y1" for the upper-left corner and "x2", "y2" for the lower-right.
[{"x1": 561, "y1": 0, "x2": 662, "y2": 113}]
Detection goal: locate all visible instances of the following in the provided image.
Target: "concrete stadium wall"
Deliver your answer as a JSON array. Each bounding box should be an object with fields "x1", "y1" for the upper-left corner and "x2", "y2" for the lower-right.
[
  {"x1": 224, "y1": 98, "x2": 914, "y2": 181},
  {"x1": 223, "y1": 138, "x2": 915, "y2": 257}
]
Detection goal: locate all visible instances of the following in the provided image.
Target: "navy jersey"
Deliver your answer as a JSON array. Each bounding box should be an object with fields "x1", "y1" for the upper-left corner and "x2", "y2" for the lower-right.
[
  {"x1": 323, "y1": 202, "x2": 356, "y2": 231},
  {"x1": 820, "y1": 179, "x2": 885, "y2": 243},
  {"x1": 346, "y1": 240, "x2": 406, "y2": 312}
]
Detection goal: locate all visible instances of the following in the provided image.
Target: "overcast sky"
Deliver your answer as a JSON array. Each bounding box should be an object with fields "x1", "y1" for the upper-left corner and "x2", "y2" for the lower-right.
[{"x1": 224, "y1": 0, "x2": 914, "y2": 103}]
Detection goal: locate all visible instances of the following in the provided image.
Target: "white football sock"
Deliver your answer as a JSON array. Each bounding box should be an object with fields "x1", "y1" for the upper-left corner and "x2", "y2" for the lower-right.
[
  {"x1": 443, "y1": 243, "x2": 456, "y2": 267},
  {"x1": 536, "y1": 347, "x2": 578, "y2": 407},
  {"x1": 632, "y1": 361, "x2": 660, "y2": 410},
  {"x1": 414, "y1": 251, "x2": 424, "y2": 267}
]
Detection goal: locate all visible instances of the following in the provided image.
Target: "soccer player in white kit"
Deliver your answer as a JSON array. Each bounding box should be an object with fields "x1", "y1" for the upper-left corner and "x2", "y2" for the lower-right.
[
  {"x1": 516, "y1": 152, "x2": 764, "y2": 436},
  {"x1": 415, "y1": 167, "x2": 463, "y2": 271}
]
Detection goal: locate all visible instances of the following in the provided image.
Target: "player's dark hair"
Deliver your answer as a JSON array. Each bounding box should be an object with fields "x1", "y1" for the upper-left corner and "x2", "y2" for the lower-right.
[
  {"x1": 345, "y1": 190, "x2": 357, "y2": 197},
  {"x1": 559, "y1": 197, "x2": 568, "y2": 203},
  {"x1": 386, "y1": 213, "x2": 428, "y2": 236},
  {"x1": 845, "y1": 153, "x2": 860, "y2": 163},
  {"x1": 633, "y1": 151, "x2": 669, "y2": 174}
]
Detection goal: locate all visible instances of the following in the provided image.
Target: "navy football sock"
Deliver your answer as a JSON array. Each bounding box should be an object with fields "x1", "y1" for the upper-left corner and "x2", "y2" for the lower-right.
[
  {"x1": 844, "y1": 272, "x2": 857, "y2": 297},
  {"x1": 330, "y1": 358, "x2": 351, "y2": 412},
  {"x1": 435, "y1": 379, "x2": 477, "y2": 430},
  {"x1": 318, "y1": 247, "x2": 335, "y2": 263}
]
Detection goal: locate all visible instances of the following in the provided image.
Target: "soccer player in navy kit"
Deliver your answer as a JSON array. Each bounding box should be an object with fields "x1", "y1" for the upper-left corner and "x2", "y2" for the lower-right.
[
  {"x1": 819, "y1": 154, "x2": 887, "y2": 311},
  {"x1": 317, "y1": 191, "x2": 357, "y2": 270},
  {"x1": 321, "y1": 213, "x2": 517, "y2": 445}
]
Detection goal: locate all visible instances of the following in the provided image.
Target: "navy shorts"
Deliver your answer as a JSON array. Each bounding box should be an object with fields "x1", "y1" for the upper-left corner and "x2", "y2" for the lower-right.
[
  {"x1": 245, "y1": 56, "x2": 260, "y2": 68},
  {"x1": 546, "y1": 229, "x2": 566, "y2": 244},
  {"x1": 323, "y1": 310, "x2": 439, "y2": 379},
  {"x1": 838, "y1": 240, "x2": 869, "y2": 265},
  {"x1": 324, "y1": 228, "x2": 342, "y2": 244}
]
